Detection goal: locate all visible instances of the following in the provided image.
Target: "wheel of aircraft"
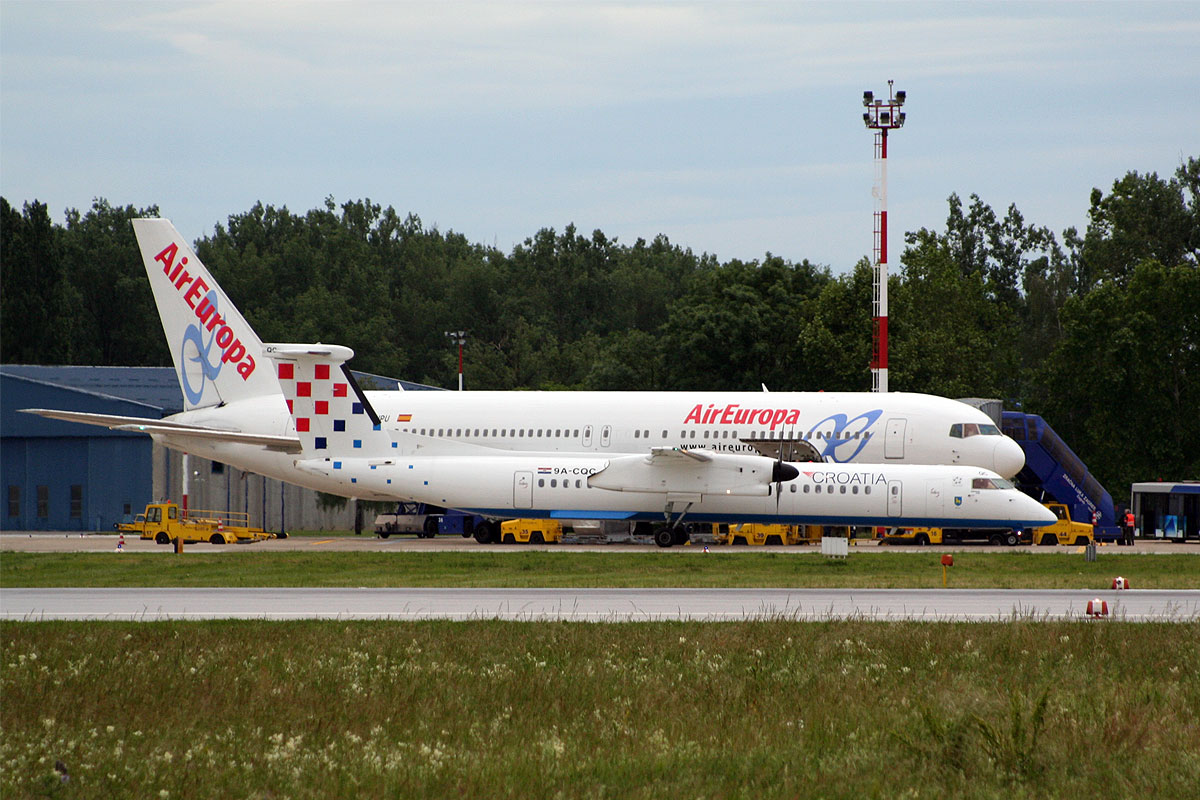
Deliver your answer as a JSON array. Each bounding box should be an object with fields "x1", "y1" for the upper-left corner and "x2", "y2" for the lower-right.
[
  {"x1": 1005, "y1": 531, "x2": 1019, "y2": 547},
  {"x1": 653, "y1": 527, "x2": 675, "y2": 548}
]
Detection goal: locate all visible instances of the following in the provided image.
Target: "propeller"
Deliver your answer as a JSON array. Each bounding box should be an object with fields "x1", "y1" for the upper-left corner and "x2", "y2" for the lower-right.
[{"x1": 772, "y1": 428, "x2": 799, "y2": 512}]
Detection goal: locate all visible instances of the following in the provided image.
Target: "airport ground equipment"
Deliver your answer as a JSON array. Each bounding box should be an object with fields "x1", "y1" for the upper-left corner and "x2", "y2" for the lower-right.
[
  {"x1": 117, "y1": 502, "x2": 274, "y2": 545},
  {"x1": 879, "y1": 526, "x2": 943, "y2": 546},
  {"x1": 1030, "y1": 503, "x2": 1095, "y2": 546},
  {"x1": 878, "y1": 526, "x2": 1020, "y2": 546},
  {"x1": 711, "y1": 523, "x2": 802, "y2": 546},
  {"x1": 1001, "y1": 411, "x2": 1120, "y2": 542},
  {"x1": 374, "y1": 502, "x2": 489, "y2": 539},
  {"x1": 499, "y1": 519, "x2": 563, "y2": 544},
  {"x1": 1130, "y1": 482, "x2": 1200, "y2": 541}
]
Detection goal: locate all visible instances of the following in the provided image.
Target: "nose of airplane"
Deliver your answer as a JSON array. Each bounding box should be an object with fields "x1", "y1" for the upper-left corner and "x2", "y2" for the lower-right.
[
  {"x1": 1028, "y1": 499, "x2": 1058, "y2": 527},
  {"x1": 993, "y1": 437, "x2": 1025, "y2": 478}
]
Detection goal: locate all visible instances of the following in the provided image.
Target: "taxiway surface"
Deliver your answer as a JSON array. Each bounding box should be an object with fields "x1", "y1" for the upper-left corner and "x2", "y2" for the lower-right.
[{"x1": 4, "y1": 587, "x2": 1198, "y2": 622}]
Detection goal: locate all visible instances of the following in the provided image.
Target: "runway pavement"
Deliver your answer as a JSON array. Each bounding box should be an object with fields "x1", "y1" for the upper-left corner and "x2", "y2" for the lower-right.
[{"x1": 4, "y1": 587, "x2": 1199, "y2": 622}]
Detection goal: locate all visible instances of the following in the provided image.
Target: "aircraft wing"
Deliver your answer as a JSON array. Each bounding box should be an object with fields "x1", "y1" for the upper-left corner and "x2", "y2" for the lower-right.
[
  {"x1": 21, "y1": 409, "x2": 302, "y2": 454},
  {"x1": 588, "y1": 448, "x2": 796, "y2": 496}
]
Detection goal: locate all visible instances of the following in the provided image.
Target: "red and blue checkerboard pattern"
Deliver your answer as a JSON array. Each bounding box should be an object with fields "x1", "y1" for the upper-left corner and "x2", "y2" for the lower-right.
[{"x1": 275, "y1": 356, "x2": 392, "y2": 458}]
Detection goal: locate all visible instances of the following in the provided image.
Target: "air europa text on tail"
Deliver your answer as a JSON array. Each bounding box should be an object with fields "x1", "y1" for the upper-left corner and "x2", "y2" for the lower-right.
[{"x1": 154, "y1": 242, "x2": 256, "y2": 380}]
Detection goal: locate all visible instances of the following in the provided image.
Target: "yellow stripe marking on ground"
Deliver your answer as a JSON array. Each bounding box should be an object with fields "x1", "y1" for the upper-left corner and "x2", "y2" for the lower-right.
[{"x1": 311, "y1": 539, "x2": 335, "y2": 546}]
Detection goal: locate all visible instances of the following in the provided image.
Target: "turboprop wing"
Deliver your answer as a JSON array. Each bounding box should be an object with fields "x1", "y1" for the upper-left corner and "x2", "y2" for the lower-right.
[{"x1": 587, "y1": 446, "x2": 799, "y2": 497}]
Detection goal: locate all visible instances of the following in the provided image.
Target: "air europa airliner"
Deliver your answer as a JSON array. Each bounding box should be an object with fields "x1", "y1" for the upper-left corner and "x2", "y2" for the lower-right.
[
  {"x1": 24, "y1": 219, "x2": 1024, "y2": 499},
  {"x1": 260, "y1": 343, "x2": 1055, "y2": 546}
]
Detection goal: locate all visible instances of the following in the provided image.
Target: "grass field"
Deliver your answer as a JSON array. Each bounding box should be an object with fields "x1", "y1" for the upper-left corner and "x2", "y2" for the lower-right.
[
  {"x1": 3, "y1": 619, "x2": 1198, "y2": 799},
  {"x1": 3, "y1": 550, "x2": 1198, "y2": 589}
]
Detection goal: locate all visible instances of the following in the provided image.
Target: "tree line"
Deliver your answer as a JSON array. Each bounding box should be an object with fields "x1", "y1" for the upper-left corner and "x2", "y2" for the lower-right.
[{"x1": 3, "y1": 158, "x2": 1197, "y2": 495}]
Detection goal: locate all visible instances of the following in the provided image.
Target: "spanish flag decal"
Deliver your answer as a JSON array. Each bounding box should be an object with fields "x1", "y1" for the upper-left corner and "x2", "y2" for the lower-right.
[{"x1": 397, "y1": 414, "x2": 412, "y2": 422}]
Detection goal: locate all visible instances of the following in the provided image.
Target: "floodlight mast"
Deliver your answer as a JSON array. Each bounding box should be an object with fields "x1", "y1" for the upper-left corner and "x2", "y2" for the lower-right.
[
  {"x1": 862, "y1": 80, "x2": 906, "y2": 393},
  {"x1": 444, "y1": 330, "x2": 467, "y2": 391}
]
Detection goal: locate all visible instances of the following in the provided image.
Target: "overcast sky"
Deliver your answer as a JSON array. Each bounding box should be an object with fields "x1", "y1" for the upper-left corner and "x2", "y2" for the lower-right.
[{"x1": 3, "y1": 1, "x2": 1197, "y2": 270}]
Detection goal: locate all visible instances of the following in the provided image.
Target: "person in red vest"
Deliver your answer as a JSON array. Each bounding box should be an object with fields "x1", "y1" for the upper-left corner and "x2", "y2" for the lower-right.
[{"x1": 1123, "y1": 508, "x2": 1136, "y2": 545}]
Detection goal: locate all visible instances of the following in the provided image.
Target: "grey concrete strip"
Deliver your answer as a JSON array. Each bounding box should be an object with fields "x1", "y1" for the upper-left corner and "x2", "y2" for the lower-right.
[{"x1": 3, "y1": 588, "x2": 1198, "y2": 622}]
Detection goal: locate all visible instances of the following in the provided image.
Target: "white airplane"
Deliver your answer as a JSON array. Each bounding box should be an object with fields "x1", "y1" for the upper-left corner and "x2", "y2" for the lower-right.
[
  {"x1": 24, "y1": 218, "x2": 1027, "y2": 509},
  {"x1": 262, "y1": 343, "x2": 1056, "y2": 545}
]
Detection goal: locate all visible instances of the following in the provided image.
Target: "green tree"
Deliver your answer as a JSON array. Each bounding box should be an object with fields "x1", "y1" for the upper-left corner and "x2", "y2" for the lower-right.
[
  {"x1": 58, "y1": 199, "x2": 167, "y2": 366},
  {"x1": 1, "y1": 199, "x2": 73, "y2": 363},
  {"x1": 1035, "y1": 259, "x2": 1200, "y2": 489}
]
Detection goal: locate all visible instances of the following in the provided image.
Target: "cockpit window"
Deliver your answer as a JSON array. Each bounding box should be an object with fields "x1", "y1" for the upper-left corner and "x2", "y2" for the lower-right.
[
  {"x1": 971, "y1": 477, "x2": 1015, "y2": 490},
  {"x1": 950, "y1": 423, "x2": 1002, "y2": 438}
]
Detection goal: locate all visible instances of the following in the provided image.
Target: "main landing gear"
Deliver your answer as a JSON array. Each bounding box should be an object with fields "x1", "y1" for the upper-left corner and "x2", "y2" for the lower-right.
[{"x1": 654, "y1": 501, "x2": 694, "y2": 548}]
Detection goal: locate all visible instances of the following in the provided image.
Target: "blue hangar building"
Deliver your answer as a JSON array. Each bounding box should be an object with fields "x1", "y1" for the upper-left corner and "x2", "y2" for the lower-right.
[
  {"x1": 1, "y1": 366, "x2": 182, "y2": 531},
  {"x1": 2, "y1": 364, "x2": 428, "y2": 532}
]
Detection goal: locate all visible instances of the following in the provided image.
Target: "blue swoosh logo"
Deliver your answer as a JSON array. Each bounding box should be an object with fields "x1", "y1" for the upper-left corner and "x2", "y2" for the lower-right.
[{"x1": 179, "y1": 290, "x2": 224, "y2": 406}]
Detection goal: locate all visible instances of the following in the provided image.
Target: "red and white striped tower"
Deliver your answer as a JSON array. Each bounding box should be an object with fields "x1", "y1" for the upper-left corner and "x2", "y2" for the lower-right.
[{"x1": 862, "y1": 81, "x2": 906, "y2": 393}]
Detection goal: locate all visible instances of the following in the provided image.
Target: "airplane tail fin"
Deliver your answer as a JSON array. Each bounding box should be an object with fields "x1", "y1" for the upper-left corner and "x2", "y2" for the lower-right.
[
  {"x1": 265, "y1": 343, "x2": 396, "y2": 458},
  {"x1": 132, "y1": 218, "x2": 278, "y2": 410}
]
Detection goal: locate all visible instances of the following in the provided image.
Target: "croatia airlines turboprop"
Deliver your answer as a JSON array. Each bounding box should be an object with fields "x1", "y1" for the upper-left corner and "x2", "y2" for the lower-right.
[
  {"x1": 263, "y1": 343, "x2": 1056, "y2": 545},
  {"x1": 24, "y1": 218, "x2": 1028, "y2": 513}
]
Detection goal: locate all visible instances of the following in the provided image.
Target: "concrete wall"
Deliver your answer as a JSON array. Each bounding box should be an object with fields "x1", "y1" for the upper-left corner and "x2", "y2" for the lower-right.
[{"x1": 152, "y1": 444, "x2": 357, "y2": 533}]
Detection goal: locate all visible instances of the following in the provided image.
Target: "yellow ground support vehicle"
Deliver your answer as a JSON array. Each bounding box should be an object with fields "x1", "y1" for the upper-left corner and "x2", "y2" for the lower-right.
[
  {"x1": 803, "y1": 525, "x2": 851, "y2": 544},
  {"x1": 499, "y1": 519, "x2": 563, "y2": 544},
  {"x1": 1031, "y1": 503, "x2": 1094, "y2": 546},
  {"x1": 879, "y1": 527, "x2": 943, "y2": 546},
  {"x1": 117, "y1": 502, "x2": 274, "y2": 545},
  {"x1": 712, "y1": 523, "x2": 802, "y2": 546}
]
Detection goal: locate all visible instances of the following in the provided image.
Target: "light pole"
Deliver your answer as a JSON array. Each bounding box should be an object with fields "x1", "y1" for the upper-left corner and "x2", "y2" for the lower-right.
[
  {"x1": 444, "y1": 330, "x2": 467, "y2": 391},
  {"x1": 862, "y1": 80, "x2": 906, "y2": 393}
]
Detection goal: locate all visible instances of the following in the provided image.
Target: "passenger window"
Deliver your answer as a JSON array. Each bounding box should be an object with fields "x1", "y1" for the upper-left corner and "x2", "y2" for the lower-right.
[
  {"x1": 840, "y1": 486, "x2": 846, "y2": 494},
  {"x1": 661, "y1": 430, "x2": 667, "y2": 438},
  {"x1": 634, "y1": 430, "x2": 640, "y2": 439},
  {"x1": 790, "y1": 484, "x2": 797, "y2": 493},
  {"x1": 551, "y1": 479, "x2": 557, "y2": 488},
  {"x1": 538, "y1": 479, "x2": 544, "y2": 487},
  {"x1": 804, "y1": 485, "x2": 810, "y2": 493}
]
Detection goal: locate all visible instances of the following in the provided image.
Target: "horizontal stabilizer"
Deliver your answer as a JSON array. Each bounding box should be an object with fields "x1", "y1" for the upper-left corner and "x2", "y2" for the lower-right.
[
  {"x1": 21, "y1": 408, "x2": 301, "y2": 453},
  {"x1": 111, "y1": 424, "x2": 300, "y2": 453}
]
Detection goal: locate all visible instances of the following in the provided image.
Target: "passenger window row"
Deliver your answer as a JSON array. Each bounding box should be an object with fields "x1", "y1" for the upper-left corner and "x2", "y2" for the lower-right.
[{"x1": 397, "y1": 427, "x2": 871, "y2": 442}]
